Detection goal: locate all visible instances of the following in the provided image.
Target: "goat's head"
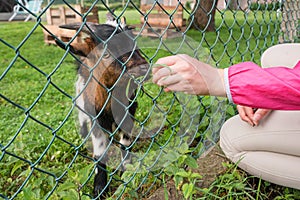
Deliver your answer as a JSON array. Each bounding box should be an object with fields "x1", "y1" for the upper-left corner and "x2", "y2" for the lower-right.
[{"x1": 56, "y1": 17, "x2": 149, "y2": 88}]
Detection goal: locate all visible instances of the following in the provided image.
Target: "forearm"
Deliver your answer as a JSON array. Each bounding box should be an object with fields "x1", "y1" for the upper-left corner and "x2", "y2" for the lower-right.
[{"x1": 225, "y1": 61, "x2": 300, "y2": 110}]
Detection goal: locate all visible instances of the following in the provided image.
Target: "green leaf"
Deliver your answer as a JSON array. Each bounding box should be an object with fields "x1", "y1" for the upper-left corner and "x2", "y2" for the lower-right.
[
  {"x1": 23, "y1": 188, "x2": 35, "y2": 200},
  {"x1": 191, "y1": 172, "x2": 202, "y2": 179},
  {"x1": 164, "y1": 164, "x2": 179, "y2": 176},
  {"x1": 167, "y1": 151, "x2": 180, "y2": 162},
  {"x1": 177, "y1": 143, "x2": 189, "y2": 154},
  {"x1": 10, "y1": 162, "x2": 24, "y2": 176},
  {"x1": 182, "y1": 183, "x2": 194, "y2": 199},
  {"x1": 163, "y1": 175, "x2": 169, "y2": 200},
  {"x1": 176, "y1": 170, "x2": 190, "y2": 178},
  {"x1": 58, "y1": 189, "x2": 79, "y2": 200},
  {"x1": 178, "y1": 155, "x2": 187, "y2": 166},
  {"x1": 185, "y1": 156, "x2": 198, "y2": 169},
  {"x1": 58, "y1": 182, "x2": 77, "y2": 192},
  {"x1": 79, "y1": 164, "x2": 93, "y2": 183},
  {"x1": 227, "y1": 105, "x2": 236, "y2": 116},
  {"x1": 66, "y1": 189, "x2": 79, "y2": 200},
  {"x1": 174, "y1": 175, "x2": 183, "y2": 188}
]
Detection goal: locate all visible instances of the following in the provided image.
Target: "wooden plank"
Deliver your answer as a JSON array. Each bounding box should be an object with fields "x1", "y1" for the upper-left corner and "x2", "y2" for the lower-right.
[
  {"x1": 141, "y1": 13, "x2": 183, "y2": 27},
  {"x1": 60, "y1": 7, "x2": 66, "y2": 24},
  {"x1": 43, "y1": 25, "x2": 60, "y2": 45},
  {"x1": 46, "y1": 8, "x2": 53, "y2": 25},
  {"x1": 141, "y1": 4, "x2": 183, "y2": 12},
  {"x1": 84, "y1": 6, "x2": 99, "y2": 23},
  {"x1": 45, "y1": 5, "x2": 99, "y2": 25},
  {"x1": 140, "y1": 4, "x2": 184, "y2": 29},
  {"x1": 43, "y1": 5, "x2": 99, "y2": 45},
  {"x1": 43, "y1": 25, "x2": 81, "y2": 45}
]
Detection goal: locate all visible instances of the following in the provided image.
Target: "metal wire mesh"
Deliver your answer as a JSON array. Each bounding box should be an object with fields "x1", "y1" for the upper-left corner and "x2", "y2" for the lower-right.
[{"x1": 0, "y1": 0, "x2": 299, "y2": 199}]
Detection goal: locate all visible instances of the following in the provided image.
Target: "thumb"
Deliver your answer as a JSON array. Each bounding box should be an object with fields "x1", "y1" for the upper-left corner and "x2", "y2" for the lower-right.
[
  {"x1": 252, "y1": 109, "x2": 271, "y2": 126},
  {"x1": 152, "y1": 56, "x2": 177, "y2": 75}
]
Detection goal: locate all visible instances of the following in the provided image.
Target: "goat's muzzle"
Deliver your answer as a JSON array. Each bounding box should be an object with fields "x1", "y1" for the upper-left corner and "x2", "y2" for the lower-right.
[{"x1": 127, "y1": 63, "x2": 151, "y2": 83}]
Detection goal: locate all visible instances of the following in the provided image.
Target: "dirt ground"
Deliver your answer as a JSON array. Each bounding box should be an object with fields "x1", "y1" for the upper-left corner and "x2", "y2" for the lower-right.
[{"x1": 147, "y1": 144, "x2": 229, "y2": 200}]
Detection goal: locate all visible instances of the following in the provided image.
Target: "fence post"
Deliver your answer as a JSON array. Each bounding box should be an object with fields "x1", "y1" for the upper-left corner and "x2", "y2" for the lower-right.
[{"x1": 280, "y1": 0, "x2": 300, "y2": 43}]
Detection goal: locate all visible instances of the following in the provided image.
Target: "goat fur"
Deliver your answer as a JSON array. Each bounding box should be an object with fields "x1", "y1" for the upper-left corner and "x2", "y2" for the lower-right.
[{"x1": 56, "y1": 15, "x2": 149, "y2": 199}]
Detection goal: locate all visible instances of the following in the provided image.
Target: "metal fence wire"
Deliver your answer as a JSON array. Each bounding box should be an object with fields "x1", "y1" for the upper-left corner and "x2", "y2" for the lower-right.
[{"x1": 0, "y1": 0, "x2": 299, "y2": 199}]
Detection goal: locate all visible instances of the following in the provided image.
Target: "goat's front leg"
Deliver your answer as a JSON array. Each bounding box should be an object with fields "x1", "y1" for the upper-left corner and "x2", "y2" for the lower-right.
[
  {"x1": 92, "y1": 131, "x2": 108, "y2": 199},
  {"x1": 120, "y1": 132, "x2": 132, "y2": 171},
  {"x1": 76, "y1": 75, "x2": 91, "y2": 138},
  {"x1": 118, "y1": 100, "x2": 136, "y2": 171}
]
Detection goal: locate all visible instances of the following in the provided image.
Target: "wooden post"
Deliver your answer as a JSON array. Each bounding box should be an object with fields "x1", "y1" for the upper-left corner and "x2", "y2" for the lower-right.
[
  {"x1": 60, "y1": 6, "x2": 66, "y2": 24},
  {"x1": 43, "y1": 5, "x2": 99, "y2": 45}
]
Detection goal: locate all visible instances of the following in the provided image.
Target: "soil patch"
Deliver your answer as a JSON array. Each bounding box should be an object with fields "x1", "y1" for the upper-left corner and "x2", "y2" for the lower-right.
[{"x1": 147, "y1": 144, "x2": 229, "y2": 200}]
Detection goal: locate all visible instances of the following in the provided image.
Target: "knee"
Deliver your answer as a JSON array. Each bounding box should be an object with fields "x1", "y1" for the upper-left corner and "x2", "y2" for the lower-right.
[{"x1": 219, "y1": 115, "x2": 243, "y2": 162}]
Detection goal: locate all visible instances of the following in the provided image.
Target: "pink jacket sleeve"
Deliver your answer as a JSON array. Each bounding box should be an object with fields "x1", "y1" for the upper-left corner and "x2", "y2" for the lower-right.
[{"x1": 225, "y1": 60, "x2": 300, "y2": 110}]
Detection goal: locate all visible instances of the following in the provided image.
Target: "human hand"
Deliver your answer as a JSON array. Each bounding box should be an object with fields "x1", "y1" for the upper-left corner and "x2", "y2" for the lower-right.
[
  {"x1": 237, "y1": 105, "x2": 271, "y2": 126},
  {"x1": 152, "y1": 54, "x2": 226, "y2": 96}
]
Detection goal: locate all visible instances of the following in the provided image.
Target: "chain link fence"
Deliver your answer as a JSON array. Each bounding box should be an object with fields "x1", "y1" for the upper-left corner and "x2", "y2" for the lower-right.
[{"x1": 0, "y1": 0, "x2": 299, "y2": 199}]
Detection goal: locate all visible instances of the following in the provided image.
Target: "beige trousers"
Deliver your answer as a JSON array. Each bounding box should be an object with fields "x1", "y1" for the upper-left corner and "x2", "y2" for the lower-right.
[{"x1": 220, "y1": 110, "x2": 300, "y2": 189}]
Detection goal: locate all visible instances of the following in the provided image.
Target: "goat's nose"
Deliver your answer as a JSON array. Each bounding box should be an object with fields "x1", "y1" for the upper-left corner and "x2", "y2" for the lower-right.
[
  {"x1": 139, "y1": 64, "x2": 149, "y2": 74},
  {"x1": 127, "y1": 64, "x2": 150, "y2": 81},
  {"x1": 138, "y1": 64, "x2": 151, "y2": 81}
]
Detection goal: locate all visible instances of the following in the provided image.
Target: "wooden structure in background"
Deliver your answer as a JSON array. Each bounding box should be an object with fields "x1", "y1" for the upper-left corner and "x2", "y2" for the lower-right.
[
  {"x1": 43, "y1": 5, "x2": 99, "y2": 45},
  {"x1": 139, "y1": 3, "x2": 185, "y2": 38},
  {"x1": 140, "y1": 4, "x2": 185, "y2": 28}
]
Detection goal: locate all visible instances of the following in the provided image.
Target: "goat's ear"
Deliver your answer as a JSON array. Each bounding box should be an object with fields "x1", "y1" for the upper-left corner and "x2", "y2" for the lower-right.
[
  {"x1": 56, "y1": 23, "x2": 98, "y2": 57},
  {"x1": 55, "y1": 37, "x2": 94, "y2": 57},
  {"x1": 59, "y1": 22, "x2": 99, "y2": 34},
  {"x1": 121, "y1": 16, "x2": 126, "y2": 25},
  {"x1": 120, "y1": 16, "x2": 128, "y2": 29},
  {"x1": 126, "y1": 25, "x2": 136, "y2": 30},
  {"x1": 106, "y1": 9, "x2": 116, "y2": 22}
]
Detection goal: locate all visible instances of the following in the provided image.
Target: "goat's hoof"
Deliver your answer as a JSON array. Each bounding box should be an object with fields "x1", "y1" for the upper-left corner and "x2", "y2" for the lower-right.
[
  {"x1": 93, "y1": 175, "x2": 108, "y2": 199},
  {"x1": 93, "y1": 186, "x2": 107, "y2": 200}
]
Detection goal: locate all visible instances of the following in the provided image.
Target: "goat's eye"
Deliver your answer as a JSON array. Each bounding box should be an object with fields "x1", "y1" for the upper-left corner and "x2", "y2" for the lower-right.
[{"x1": 102, "y1": 52, "x2": 110, "y2": 59}]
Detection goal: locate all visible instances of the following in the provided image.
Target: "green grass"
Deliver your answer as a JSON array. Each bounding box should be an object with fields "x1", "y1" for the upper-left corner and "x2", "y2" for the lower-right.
[
  {"x1": 0, "y1": 22, "x2": 89, "y2": 199},
  {"x1": 0, "y1": 8, "x2": 299, "y2": 200}
]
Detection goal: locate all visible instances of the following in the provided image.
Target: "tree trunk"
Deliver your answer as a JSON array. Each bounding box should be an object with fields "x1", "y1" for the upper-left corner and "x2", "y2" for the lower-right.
[
  {"x1": 226, "y1": 0, "x2": 249, "y2": 11},
  {"x1": 239, "y1": 0, "x2": 250, "y2": 11},
  {"x1": 227, "y1": 0, "x2": 238, "y2": 10},
  {"x1": 190, "y1": 0, "x2": 219, "y2": 32}
]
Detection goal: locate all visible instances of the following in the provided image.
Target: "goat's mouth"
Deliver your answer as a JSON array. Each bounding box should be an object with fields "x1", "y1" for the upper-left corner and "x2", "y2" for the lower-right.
[{"x1": 126, "y1": 63, "x2": 151, "y2": 83}]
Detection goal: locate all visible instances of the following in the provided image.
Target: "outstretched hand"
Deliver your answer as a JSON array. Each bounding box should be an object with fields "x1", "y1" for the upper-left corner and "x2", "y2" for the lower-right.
[{"x1": 152, "y1": 54, "x2": 226, "y2": 96}]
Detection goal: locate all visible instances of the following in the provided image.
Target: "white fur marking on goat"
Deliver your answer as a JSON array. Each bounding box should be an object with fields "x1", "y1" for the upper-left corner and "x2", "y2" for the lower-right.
[
  {"x1": 105, "y1": 20, "x2": 126, "y2": 29},
  {"x1": 76, "y1": 75, "x2": 90, "y2": 127},
  {"x1": 120, "y1": 135, "x2": 131, "y2": 146},
  {"x1": 75, "y1": 75, "x2": 85, "y2": 106},
  {"x1": 92, "y1": 133, "x2": 107, "y2": 157}
]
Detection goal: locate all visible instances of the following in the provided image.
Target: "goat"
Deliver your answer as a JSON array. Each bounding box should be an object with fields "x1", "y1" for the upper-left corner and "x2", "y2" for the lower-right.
[{"x1": 55, "y1": 15, "x2": 149, "y2": 198}]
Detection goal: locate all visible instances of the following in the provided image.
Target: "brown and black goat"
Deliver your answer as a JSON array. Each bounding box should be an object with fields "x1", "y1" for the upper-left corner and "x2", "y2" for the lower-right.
[{"x1": 56, "y1": 15, "x2": 149, "y2": 198}]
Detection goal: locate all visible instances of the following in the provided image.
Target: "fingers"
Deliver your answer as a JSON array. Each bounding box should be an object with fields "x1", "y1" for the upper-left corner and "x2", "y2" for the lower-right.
[
  {"x1": 152, "y1": 65, "x2": 174, "y2": 84},
  {"x1": 156, "y1": 74, "x2": 182, "y2": 87},
  {"x1": 152, "y1": 55, "x2": 179, "y2": 74},
  {"x1": 237, "y1": 105, "x2": 255, "y2": 126},
  {"x1": 152, "y1": 55, "x2": 186, "y2": 88},
  {"x1": 237, "y1": 105, "x2": 272, "y2": 126},
  {"x1": 252, "y1": 109, "x2": 271, "y2": 126},
  {"x1": 156, "y1": 55, "x2": 180, "y2": 66}
]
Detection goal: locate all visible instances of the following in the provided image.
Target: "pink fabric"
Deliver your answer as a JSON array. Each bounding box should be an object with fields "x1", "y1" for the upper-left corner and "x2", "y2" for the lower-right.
[{"x1": 228, "y1": 60, "x2": 300, "y2": 110}]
